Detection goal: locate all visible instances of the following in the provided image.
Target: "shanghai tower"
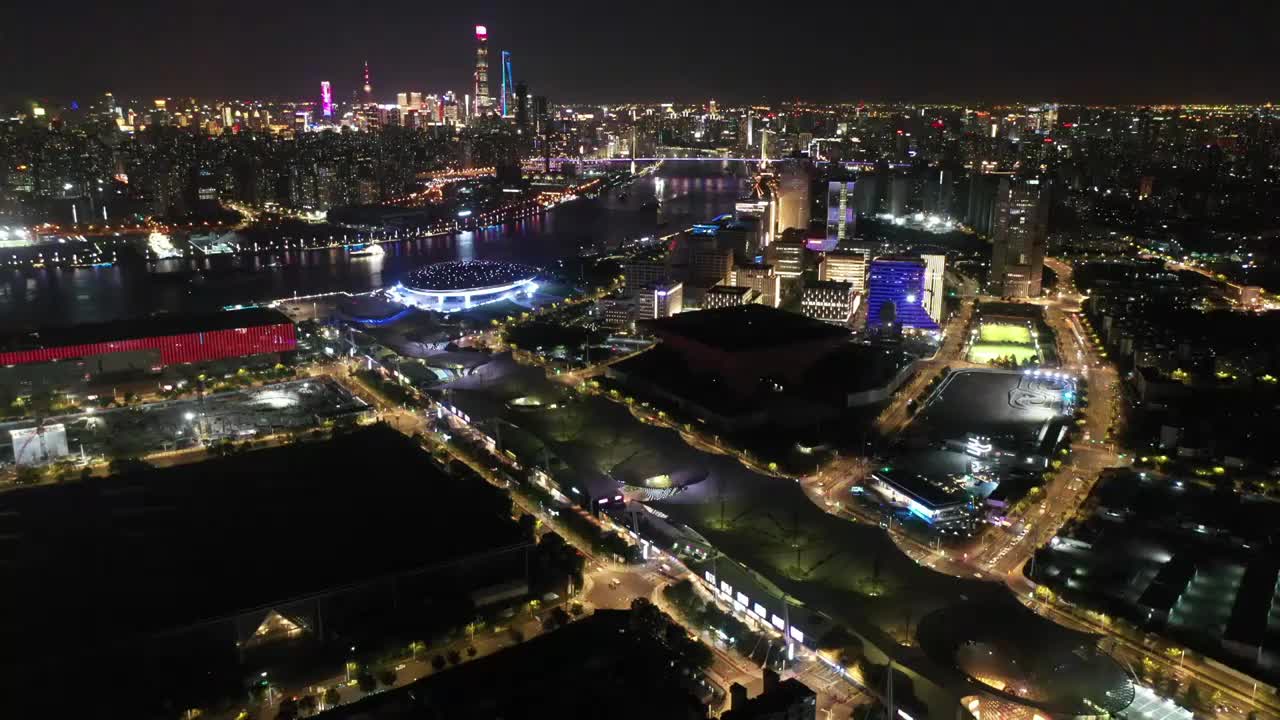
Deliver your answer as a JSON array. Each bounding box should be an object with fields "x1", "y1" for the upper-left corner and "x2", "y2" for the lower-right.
[{"x1": 473, "y1": 25, "x2": 490, "y2": 115}]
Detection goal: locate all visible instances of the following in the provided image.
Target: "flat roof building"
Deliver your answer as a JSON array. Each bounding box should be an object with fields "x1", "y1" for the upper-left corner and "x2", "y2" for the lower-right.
[
  {"x1": 0, "y1": 307, "x2": 296, "y2": 380},
  {"x1": 801, "y1": 280, "x2": 857, "y2": 325},
  {"x1": 869, "y1": 469, "x2": 971, "y2": 526},
  {"x1": 867, "y1": 257, "x2": 938, "y2": 331},
  {"x1": 732, "y1": 262, "x2": 780, "y2": 308},
  {"x1": 639, "y1": 304, "x2": 850, "y2": 395},
  {"x1": 638, "y1": 281, "x2": 684, "y2": 320},
  {"x1": 817, "y1": 250, "x2": 866, "y2": 292},
  {"x1": 704, "y1": 285, "x2": 762, "y2": 310}
]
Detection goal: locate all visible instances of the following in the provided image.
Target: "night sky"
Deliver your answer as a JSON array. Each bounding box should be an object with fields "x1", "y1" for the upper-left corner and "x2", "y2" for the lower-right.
[{"x1": 3, "y1": 0, "x2": 1277, "y2": 104}]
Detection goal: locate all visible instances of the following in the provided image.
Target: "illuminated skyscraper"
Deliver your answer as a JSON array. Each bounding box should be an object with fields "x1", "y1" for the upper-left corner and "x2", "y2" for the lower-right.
[
  {"x1": 474, "y1": 25, "x2": 490, "y2": 114},
  {"x1": 823, "y1": 180, "x2": 856, "y2": 252},
  {"x1": 990, "y1": 177, "x2": 1048, "y2": 297},
  {"x1": 500, "y1": 50, "x2": 513, "y2": 117},
  {"x1": 921, "y1": 253, "x2": 946, "y2": 323},
  {"x1": 320, "y1": 81, "x2": 333, "y2": 118},
  {"x1": 776, "y1": 159, "x2": 810, "y2": 234},
  {"x1": 362, "y1": 61, "x2": 373, "y2": 104}
]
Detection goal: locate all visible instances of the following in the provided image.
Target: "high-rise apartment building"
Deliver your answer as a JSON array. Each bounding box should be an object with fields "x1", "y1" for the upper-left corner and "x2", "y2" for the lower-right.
[
  {"x1": 990, "y1": 177, "x2": 1048, "y2": 298},
  {"x1": 823, "y1": 181, "x2": 856, "y2": 251}
]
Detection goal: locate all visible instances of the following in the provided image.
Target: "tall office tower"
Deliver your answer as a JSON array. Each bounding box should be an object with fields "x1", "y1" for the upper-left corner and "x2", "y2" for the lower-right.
[
  {"x1": 817, "y1": 250, "x2": 867, "y2": 292},
  {"x1": 396, "y1": 92, "x2": 409, "y2": 110},
  {"x1": 362, "y1": 61, "x2": 373, "y2": 104},
  {"x1": 500, "y1": 51, "x2": 513, "y2": 117},
  {"x1": 776, "y1": 159, "x2": 811, "y2": 234},
  {"x1": 765, "y1": 236, "x2": 806, "y2": 278},
  {"x1": 515, "y1": 82, "x2": 530, "y2": 132},
  {"x1": 921, "y1": 253, "x2": 946, "y2": 324},
  {"x1": 624, "y1": 260, "x2": 669, "y2": 295},
  {"x1": 965, "y1": 170, "x2": 1001, "y2": 236},
  {"x1": 731, "y1": 262, "x2": 780, "y2": 308},
  {"x1": 824, "y1": 181, "x2": 856, "y2": 251},
  {"x1": 320, "y1": 82, "x2": 333, "y2": 118},
  {"x1": 866, "y1": 257, "x2": 937, "y2": 330},
  {"x1": 990, "y1": 177, "x2": 1049, "y2": 298},
  {"x1": 474, "y1": 25, "x2": 490, "y2": 114},
  {"x1": 689, "y1": 237, "x2": 733, "y2": 288}
]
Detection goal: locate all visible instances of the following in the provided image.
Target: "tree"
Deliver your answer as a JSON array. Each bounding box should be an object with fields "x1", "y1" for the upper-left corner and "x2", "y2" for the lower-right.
[
  {"x1": 298, "y1": 695, "x2": 318, "y2": 714},
  {"x1": 550, "y1": 606, "x2": 571, "y2": 627},
  {"x1": 1185, "y1": 682, "x2": 1206, "y2": 711},
  {"x1": 377, "y1": 668, "x2": 397, "y2": 688},
  {"x1": 678, "y1": 637, "x2": 714, "y2": 672},
  {"x1": 466, "y1": 645, "x2": 477, "y2": 658},
  {"x1": 447, "y1": 649, "x2": 462, "y2": 665},
  {"x1": 356, "y1": 672, "x2": 377, "y2": 693},
  {"x1": 409, "y1": 640, "x2": 428, "y2": 660},
  {"x1": 431, "y1": 654, "x2": 446, "y2": 671},
  {"x1": 570, "y1": 602, "x2": 584, "y2": 617},
  {"x1": 323, "y1": 687, "x2": 341, "y2": 708},
  {"x1": 108, "y1": 456, "x2": 152, "y2": 475},
  {"x1": 275, "y1": 697, "x2": 298, "y2": 720},
  {"x1": 14, "y1": 465, "x2": 42, "y2": 485},
  {"x1": 519, "y1": 513, "x2": 538, "y2": 542}
]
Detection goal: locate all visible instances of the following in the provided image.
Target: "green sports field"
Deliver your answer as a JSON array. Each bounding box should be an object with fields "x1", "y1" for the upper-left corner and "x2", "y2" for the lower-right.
[
  {"x1": 968, "y1": 343, "x2": 1040, "y2": 365},
  {"x1": 978, "y1": 322, "x2": 1033, "y2": 345}
]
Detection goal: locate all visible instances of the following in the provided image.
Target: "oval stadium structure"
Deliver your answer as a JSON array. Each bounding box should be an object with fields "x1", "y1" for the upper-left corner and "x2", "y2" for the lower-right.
[{"x1": 388, "y1": 260, "x2": 540, "y2": 311}]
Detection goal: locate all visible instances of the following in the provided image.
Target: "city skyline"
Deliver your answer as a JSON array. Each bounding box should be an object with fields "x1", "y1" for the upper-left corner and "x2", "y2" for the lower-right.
[{"x1": 4, "y1": 1, "x2": 1277, "y2": 104}]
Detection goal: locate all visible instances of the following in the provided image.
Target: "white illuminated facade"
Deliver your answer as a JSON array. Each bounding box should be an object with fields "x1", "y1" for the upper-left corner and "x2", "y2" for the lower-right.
[
  {"x1": 637, "y1": 281, "x2": 683, "y2": 320},
  {"x1": 922, "y1": 253, "x2": 946, "y2": 323}
]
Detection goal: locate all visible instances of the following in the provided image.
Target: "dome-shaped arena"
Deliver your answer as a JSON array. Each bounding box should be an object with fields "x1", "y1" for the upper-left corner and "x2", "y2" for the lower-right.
[{"x1": 389, "y1": 260, "x2": 540, "y2": 311}]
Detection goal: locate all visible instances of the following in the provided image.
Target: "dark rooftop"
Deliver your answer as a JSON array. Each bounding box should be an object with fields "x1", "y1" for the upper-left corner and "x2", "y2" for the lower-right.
[
  {"x1": 325, "y1": 609, "x2": 708, "y2": 720},
  {"x1": 0, "y1": 425, "x2": 524, "y2": 659},
  {"x1": 0, "y1": 306, "x2": 292, "y2": 351},
  {"x1": 707, "y1": 285, "x2": 756, "y2": 297},
  {"x1": 641, "y1": 304, "x2": 850, "y2": 352}
]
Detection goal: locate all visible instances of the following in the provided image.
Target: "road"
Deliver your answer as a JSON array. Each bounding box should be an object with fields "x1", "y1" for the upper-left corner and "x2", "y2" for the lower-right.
[{"x1": 876, "y1": 298, "x2": 977, "y2": 436}]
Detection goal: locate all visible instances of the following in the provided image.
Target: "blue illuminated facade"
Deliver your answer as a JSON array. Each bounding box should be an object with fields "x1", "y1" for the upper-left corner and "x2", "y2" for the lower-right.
[
  {"x1": 866, "y1": 258, "x2": 938, "y2": 330},
  {"x1": 500, "y1": 51, "x2": 513, "y2": 117}
]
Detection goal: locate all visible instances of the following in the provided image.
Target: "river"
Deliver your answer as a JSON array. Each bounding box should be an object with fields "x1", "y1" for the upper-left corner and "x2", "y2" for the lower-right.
[{"x1": 0, "y1": 164, "x2": 748, "y2": 331}]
